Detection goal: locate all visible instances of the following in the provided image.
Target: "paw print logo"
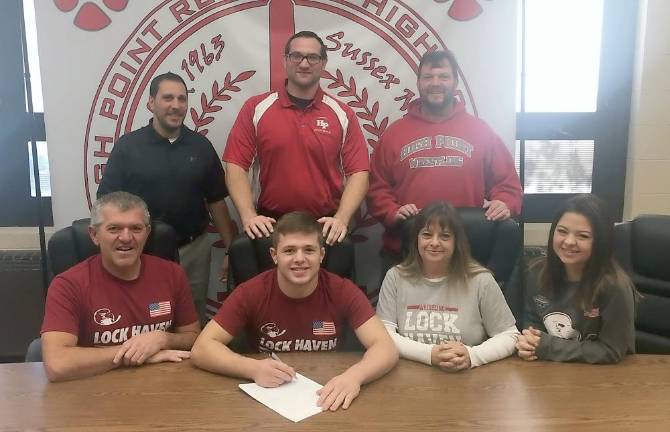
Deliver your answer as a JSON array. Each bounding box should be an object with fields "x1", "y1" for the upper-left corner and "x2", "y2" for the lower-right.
[
  {"x1": 434, "y1": 0, "x2": 489, "y2": 21},
  {"x1": 53, "y1": 0, "x2": 128, "y2": 31}
]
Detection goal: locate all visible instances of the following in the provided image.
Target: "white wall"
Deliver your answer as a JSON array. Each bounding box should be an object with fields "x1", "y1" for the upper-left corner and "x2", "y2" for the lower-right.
[
  {"x1": 0, "y1": 227, "x2": 55, "y2": 250},
  {"x1": 624, "y1": 0, "x2": 670, "y2": 218}
]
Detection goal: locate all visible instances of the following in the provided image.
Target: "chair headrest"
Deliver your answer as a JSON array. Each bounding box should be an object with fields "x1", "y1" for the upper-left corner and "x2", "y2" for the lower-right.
[
  {"x1": 229, "y1": 234, "x2": 355, "y2": 285},
  {"x1": 399, "y1": 207, "x2": 522, "y2": 284},
  {"x1": 631, "y1": 215, "x2": 670, "y2": 281},
  {"x1": 401, "y1": 208, "x2": 509, "y2": 264},
  {"x1": 48, "y1": 218, "x2": 178, "y2": 276},
  {"x1": 456, "y1": 208, "x2": 500, "y2": 264}
]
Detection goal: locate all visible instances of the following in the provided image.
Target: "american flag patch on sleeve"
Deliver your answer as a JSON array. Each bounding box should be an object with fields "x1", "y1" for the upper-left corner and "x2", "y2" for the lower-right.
[
  {"x1": 148, "y1": 301, "x2": 171, "y2": 318},
  {"x1": 312, "y1": 320, "x2": 336, "y2": 336}
]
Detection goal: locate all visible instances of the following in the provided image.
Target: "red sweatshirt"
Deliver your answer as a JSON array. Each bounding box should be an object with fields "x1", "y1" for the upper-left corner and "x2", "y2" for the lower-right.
[{"x1": 367, "y1": 99, "x2": 522, "y2": 253}]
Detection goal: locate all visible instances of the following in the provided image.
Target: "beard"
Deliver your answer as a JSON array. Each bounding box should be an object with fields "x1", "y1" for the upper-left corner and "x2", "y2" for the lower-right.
[{"x1": 420, "y1": 88, "x2": 455, "y2": 114}]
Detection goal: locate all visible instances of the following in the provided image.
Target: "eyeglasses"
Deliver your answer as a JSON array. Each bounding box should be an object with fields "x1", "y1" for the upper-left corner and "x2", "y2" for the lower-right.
[{"x1": 285, "y1": 52, "x2": 323, "y2": 65}]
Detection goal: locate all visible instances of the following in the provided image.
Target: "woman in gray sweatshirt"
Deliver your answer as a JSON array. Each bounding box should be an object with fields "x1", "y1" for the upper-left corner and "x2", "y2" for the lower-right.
[
  {"x1": 517, "y1": 194, "x2": 636, "y2": 364},
  {"x1": 376, "y1": 202, "x2": 519, "y2": 371}
]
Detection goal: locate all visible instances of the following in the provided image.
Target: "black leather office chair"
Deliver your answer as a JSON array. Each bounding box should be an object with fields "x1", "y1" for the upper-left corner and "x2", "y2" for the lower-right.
[
  {"x1": 614, "y1": 215, "x2": 670, "y2": 354},
  {"x1": 401, "y1": 208, "x2": 523, "y2": 321},
  {"x1": 229, "y1": 234, "x2": 355, "y2": 284},
  {"x1": 25, "y1": 218, "x2": 179, "y2": 362}
]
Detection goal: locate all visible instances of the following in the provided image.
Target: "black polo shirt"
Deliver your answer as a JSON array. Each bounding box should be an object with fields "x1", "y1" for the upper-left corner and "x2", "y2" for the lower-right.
[{"x1": 97, "y1": 120, "x2": 228, "y2": 244}]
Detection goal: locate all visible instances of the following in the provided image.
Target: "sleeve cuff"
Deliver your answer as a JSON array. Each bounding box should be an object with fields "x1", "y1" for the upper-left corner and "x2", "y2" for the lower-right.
[{"x1": 465, "y1": 345, "x2": 480, "y2": 368}]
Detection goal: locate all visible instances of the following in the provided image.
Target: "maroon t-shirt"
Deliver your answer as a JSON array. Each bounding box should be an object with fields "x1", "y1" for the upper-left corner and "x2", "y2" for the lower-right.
[
  {"x1": 213, "y1": 269, "x2": 375, "y2": 352},
  {"x1": 41, "y1": 254, "x2": 198, "y2": 347}
]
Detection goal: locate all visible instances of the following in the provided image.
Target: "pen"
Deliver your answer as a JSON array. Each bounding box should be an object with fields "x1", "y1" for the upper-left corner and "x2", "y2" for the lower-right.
[{"x1": 268, "y1": 352, "x2": 297, "y2": 381}]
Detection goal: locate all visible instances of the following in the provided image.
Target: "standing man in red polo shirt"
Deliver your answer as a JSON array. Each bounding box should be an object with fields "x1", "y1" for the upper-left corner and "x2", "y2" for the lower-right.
[{"x1": 223, "y1": 31, "x2": 369, "y2": 245}]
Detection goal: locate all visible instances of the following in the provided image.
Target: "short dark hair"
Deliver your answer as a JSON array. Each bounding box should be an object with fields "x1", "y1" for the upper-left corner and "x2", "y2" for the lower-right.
[
  {"x1": 272, "y1": 211, "x2": 324, "y2": 247},
  {"x1": 418, "y1": 50, "x2": 459, "y2": 78},
  {"x1": 284, "y1": 31, "x2": 328, "y2": 61},
  {"x1": 149, "y1": 72, "x2": 187, "y2": 97}
]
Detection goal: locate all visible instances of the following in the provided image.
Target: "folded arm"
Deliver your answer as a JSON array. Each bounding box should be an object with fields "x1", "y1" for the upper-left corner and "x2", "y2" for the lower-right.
[
  {"x1": 535, "y1": 331, "x2": 627, "y2": 364},
  {"x1": 382, "y1": 321, "x2": 433, "y2": 365},
  {"x1": 190, "y1": 320, "x2": 294, "y2": 387},
  {"x1": 113, "y1": 321, "x2": 200, "y2": 365},
  {"x1": 465, "y1": 325, "x2": 519, "y2": 367},
  {"x1": 43, "y1": 321, "x2": 200, "y2": 381},
  {"x1": 42, "y1": 331, "x2": 120, "y2": 382},
  {"x1": 536, "y1": 283, "x2": 635, "y2": 364}
]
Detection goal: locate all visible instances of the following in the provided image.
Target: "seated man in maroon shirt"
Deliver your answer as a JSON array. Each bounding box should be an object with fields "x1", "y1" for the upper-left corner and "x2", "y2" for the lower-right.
[
  {"x1": 192, "y1": 212, "x2": 398, "y2": 411},
  {"x1": 41, "y1": 192, "x2": 201, "y2": 382}
]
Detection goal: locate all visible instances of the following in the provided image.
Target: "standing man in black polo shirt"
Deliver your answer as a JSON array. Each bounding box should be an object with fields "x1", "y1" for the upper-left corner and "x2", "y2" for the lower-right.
[{"x1": 97, "y1": 72, "x2": 236, "y2": 324}]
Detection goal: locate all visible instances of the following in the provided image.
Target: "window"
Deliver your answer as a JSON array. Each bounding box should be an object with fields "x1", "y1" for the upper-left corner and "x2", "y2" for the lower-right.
[
  {"x1": 22, "y1": 0, "x2": 44, "y2": 112},
  {"x1": 517, "y1": 0, "x2": 637, "y2": 222},
  {"x1": 28, "y1": 141, "x2": 51, "y2": 197},
  {"x1": 515, "y1": 140, "x2": 593, "y2": 194},
  {"x1": 522, "y1": 0, "x2": 603, "y2": 113},
  {"x1": 0, "y1": 0, "x2": 51, "y2": 226}
]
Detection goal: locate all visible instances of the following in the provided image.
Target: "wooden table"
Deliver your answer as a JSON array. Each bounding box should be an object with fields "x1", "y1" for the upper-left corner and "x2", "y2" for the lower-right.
[{"x1": 1, "y1": 353, "x2": 669, "y2": 431}]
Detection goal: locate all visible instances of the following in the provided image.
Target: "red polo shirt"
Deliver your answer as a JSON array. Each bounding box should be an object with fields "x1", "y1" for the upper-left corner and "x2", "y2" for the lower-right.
[{"x1": 223, "y1": 85, "x2": 369, "y2": 217}]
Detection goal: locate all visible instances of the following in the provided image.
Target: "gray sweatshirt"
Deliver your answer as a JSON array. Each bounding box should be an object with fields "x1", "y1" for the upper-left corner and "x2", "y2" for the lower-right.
[
  {"x1": 376, "y1": 266, "x2": 518, "y2": 367},
  {"x1": 523, "y1": 267, "x2": 636, "y2": 364}
]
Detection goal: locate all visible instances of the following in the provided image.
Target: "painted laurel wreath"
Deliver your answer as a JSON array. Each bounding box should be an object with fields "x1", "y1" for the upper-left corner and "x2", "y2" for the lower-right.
[
  {"x1": 321, "y1": 69, "x2": 389, "y2": 151},
  {"x1": 321, "y1": 68, "x2": 388, "y2": 240},
  {"x1": 191, "y1": 70, "x2": 256, "y2": 136}
]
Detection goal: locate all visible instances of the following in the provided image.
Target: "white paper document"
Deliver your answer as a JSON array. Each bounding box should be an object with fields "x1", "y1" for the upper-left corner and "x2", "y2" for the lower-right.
[{"x1": 238, "y1": 373, "x2": 323, "y2": 422}]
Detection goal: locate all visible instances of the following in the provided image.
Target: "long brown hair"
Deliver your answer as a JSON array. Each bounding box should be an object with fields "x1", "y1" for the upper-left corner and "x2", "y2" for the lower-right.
[
  {"x1": 399, "y1": 202, "x2": 488, "y2": 287},
  {"x1": 540, "y1": 194, "x2": 634, "y2": 309}
]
